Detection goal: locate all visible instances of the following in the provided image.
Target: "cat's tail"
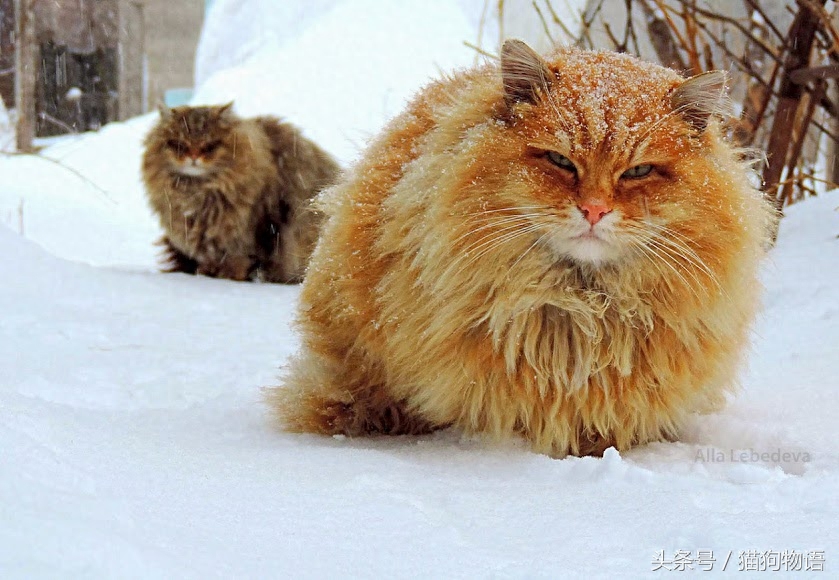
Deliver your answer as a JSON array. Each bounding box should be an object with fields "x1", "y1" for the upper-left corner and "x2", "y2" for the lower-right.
[{"x1": 264, "y1": 350, "x2": 437, "y2": 437}]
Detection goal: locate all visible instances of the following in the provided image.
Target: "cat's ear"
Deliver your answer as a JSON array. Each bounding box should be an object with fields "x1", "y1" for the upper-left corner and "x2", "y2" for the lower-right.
[
  {"x1": 217, "y1": 101, "x2": 235, "y2": 120},
  {"x1": 670, "y1": 71, "x2": 731, "y2": 131},
  {"x1": 501, "y1": 39, "x2": 553, "y2": 107},
  {"x1": 157, "y1": 102, "x2": 172, "y2": 119}
]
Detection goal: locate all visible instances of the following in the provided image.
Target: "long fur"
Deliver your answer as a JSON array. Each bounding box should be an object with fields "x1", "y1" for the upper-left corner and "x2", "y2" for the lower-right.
[
  {"x1": 142, "y1": 105, "x2": 340, "y2": 283},
  {"x1": 266, "y1": 45, "x2": 775, "y2": 457}
]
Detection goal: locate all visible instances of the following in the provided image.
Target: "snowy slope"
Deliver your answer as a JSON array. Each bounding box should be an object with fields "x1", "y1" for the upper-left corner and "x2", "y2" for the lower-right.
[
  {"x1": 1, "y1": 194, "x2": 837, "y2": 578},
  {"x1": 2, "y1": 0, "x2": 838, "y2": 576},
  {"x1": 0, "y1": 116, "x2": 159, "y2": 267},
  {"x1": 192, "y1": 0, "x2": 483, "y2": 165}
]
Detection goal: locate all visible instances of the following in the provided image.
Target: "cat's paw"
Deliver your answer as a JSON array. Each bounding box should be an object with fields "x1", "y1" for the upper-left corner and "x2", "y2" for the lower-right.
[{"x1": 215, "y1": 256, "x2": 256, "y2": 281}]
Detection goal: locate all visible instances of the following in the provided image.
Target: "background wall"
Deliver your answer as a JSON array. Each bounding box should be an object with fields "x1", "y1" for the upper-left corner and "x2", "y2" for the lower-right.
[{"x1": 140, "y1": 0, "x2": 205, "y2": 108}]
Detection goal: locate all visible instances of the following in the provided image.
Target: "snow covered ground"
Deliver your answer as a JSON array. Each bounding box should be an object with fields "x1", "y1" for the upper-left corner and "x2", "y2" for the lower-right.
[{"x1": 1, "y1": 1, "x2": 837, "y2": 577}]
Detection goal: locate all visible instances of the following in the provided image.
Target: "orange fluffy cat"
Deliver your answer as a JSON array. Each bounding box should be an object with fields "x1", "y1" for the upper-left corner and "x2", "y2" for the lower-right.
[{"x1": 267, "y1": 41, "x2": 774, "y2": 457}]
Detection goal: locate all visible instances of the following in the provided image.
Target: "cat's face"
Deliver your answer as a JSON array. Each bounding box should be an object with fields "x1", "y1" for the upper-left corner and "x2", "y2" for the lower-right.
[
  {"x1": 149, "y1": 104, "x2": 238, "y2": 178},
  {"x1": 479, "y1": 43, "x2": 738, "y2": 273}
]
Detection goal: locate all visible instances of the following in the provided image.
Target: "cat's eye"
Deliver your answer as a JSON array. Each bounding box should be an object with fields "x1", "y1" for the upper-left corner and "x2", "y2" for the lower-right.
[
  {"x1": 201, "y1": 141, "x2": 222, "y2": 155},
  {"x1": 546, "y1": 151, "x2": 577, "y2": 174},
  {"x1": 167, "y1": 140, "x2": 185, "y2": 153},
  {"x1": 621, "y1": 164, "x2": 654, "y2": 179}
]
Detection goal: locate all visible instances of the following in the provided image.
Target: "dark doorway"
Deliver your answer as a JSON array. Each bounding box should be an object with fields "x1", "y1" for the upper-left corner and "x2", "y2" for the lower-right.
[{"x1": 36, "y1": 41, "x2": 118, "y2": 135}]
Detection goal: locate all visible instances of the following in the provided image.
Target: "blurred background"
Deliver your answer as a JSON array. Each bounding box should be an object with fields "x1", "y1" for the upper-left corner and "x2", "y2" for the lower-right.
[
  {"x1": 1, "y1": 0, "x2": 838, "y2": 227},
  {"x1": 0, "y1": 0, "x2": 204, "y2": 135}
]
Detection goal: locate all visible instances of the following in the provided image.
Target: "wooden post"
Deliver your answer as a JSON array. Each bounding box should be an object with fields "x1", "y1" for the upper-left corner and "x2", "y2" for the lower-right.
[
  {"x1": 14, "y1": 0, "x2": 35, "y2": 152},
  {"x1": 829, "y1": 9, "x2": 839, "y2": 190},
  {"x1": 118, "y1": 0, "x2": 145, "y2": 119},
  {"x1": 828, "y1": 79, "x2": 839, "y2": 190}
]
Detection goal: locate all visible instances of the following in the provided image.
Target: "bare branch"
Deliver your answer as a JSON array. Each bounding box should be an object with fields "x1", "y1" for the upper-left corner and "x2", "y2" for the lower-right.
[
  {"x1": 543, "y1": 0, "x2": 577, "y2": 43},
  {"x1": 532, "y1": 1, "x2": 557, "y2": 46},
  {"x1": 638, "y1": 0, "x2": 687, "y2": 70},
  {"x1": 763, "y1": 0, "x2": 827, "y2": 225}
]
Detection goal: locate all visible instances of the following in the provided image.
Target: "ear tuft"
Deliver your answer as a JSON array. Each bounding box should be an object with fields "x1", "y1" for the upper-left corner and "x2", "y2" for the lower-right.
[
  {"x1": 216, "y1": 101, "x2": 235, "y2": 119},
  {"x1": 670, "y1": 71, "x2": 732, "y2": 131},
  {"x1": 501, "y1": 39, "x2": 554, "y2": 107},
  {"x1": 157, "y1": 102, "x2": 172, "y2": 118}
]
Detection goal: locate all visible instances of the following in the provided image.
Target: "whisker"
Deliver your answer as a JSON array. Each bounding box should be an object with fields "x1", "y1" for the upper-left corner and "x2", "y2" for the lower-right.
[
  {"x1": 451, "y1": 214, "x2": 548, "y2": 245},
  {"x1": 624, "y1": 222, "x2": 716, "y2": 275},
  {"x1": 634, "y1": 237, "x2": 702, "y2": 301},
  {"x1": 637, "y1": 223, "x2": 724, "y2": 292},
  {"x1": 463, "y1": 206, "x2": 552, "y2": 216},
  {"x1": 622, "y1": 226, "x2": 697, "y2": 286},
  {"x1": 623, "y1": 224, "x2": 720, "y2": 302},
  {"x1": 509, "y1": 232, "x2": 550, "y2": 273},
  {"x1": 643, "y1": 236, "x2": 707, "y2": 296},
  {"x1": 458, "y1": 220, "x2": 544, "y2": 255},
  {"x1": 447, "y1": 223, "x2": 547, "y2": 278},
  {"x1": 625, "y1": 237, "x2": 677, "y2": 294},
  {"x1": 461, "y1": 223, "x2": 547, "y2": 263},
  {"x1": 651, "y1": 233, "x2": 717, "y2": 281}
]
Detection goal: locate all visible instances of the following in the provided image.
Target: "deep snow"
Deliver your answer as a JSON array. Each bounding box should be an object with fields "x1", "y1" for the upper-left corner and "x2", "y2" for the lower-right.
[
  {"x1": 1, "y1": 192, "x2": 837, "y2": 578},
  {"x1": 1, "y1": 0, "x2": 837, "y2": 577}
]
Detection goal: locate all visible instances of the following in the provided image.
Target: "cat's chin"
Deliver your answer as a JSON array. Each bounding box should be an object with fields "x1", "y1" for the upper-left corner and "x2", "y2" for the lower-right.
[
  {"x1": 554, "y1": 236, "x2": 622, "y2": 267},
  {"x1": 173, "y1": 165, "x2": 212, "y2": 178}
]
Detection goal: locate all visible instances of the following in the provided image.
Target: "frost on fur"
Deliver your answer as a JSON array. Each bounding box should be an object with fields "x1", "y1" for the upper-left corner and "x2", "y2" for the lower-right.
[{"x1": 267, "y1": 42, "x2": 773, "y2": 458}]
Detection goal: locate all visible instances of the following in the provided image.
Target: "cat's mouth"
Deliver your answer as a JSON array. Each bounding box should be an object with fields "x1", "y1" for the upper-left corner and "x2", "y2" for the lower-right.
[
  {"x1": 547, "y1": 221, "x2": 623, "y2": 266},
  {"x1": 174, "y1": 164, "x2": 212, "y2": 177},
  {"x1": 573, "y1": 229, "x2": 605, "y2": 241}
]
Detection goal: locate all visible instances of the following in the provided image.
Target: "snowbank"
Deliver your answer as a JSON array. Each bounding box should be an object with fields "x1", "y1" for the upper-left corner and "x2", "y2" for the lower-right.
[
  {"x1": 193, "y1": 0, "x2": 483, "y2": 164},
  {"x1": 0, "y1": 115, "x2": 159, "y2": 268},
  {"x1": 0, "y1": 192, "x2": 837, "y2": 577}
]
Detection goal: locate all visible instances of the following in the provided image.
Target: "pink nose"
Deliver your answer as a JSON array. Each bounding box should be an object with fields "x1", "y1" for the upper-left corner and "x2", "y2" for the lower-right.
[{"x1": 578, "y1": 203, "x2": 612, "y2": 226}]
